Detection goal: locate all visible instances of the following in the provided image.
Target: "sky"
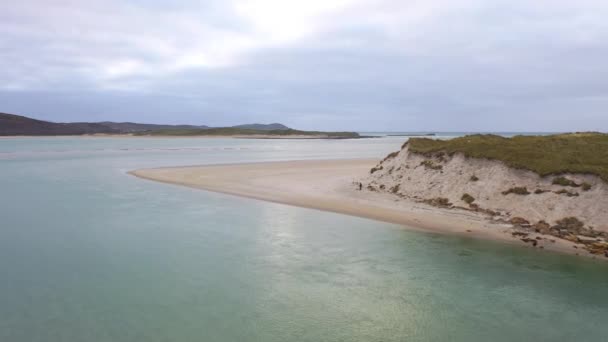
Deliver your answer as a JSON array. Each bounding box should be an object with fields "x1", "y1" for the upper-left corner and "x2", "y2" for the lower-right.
[{"x1": 1, "y1": 0, "x2": 608, "y2": 131}]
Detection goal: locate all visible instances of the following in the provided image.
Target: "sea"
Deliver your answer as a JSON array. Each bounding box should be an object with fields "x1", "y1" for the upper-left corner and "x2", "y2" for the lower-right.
[{"x1": 1, "y1": 134, "x2": 607, "y2": 342}]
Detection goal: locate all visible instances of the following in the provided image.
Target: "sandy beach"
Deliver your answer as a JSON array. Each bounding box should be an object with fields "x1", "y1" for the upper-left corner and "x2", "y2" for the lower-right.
[{"x1": 129, "y1": 159, "x2": 597, "y2": 258}]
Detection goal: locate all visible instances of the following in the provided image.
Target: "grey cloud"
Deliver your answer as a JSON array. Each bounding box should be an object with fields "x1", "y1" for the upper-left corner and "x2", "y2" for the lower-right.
[{"x1": 1, "y1": 0, "x2": 608, "y2": 131}]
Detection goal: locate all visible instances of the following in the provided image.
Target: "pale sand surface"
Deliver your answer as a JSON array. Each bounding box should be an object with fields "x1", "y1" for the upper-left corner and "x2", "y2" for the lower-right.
[{"x1": 130, "y1": 159, "x2": 597, "y2": 258}]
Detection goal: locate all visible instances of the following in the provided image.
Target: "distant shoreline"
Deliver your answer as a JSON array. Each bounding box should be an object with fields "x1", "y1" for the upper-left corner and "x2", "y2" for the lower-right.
[{"x1": 0, "y1": 134, "x2": 373, "y2": 139}]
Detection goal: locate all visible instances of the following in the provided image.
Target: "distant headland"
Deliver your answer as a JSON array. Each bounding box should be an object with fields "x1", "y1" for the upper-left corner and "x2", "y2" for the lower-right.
[{"x1": 0, "y1": 112, "x2": 361, "y2": 139}]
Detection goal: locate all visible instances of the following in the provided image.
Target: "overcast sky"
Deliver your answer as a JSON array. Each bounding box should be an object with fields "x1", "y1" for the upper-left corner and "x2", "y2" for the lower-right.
[{"x1": 1, "y1": 0, "x2": 608, "y2": 131}]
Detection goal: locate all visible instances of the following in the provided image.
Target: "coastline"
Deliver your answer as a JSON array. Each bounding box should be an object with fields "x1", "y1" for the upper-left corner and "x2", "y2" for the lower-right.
[
  {"x1": 129, "y1": 159, "x2": 603, "y2": 260},
  {"x1": 0, "y1": 134, "x2": 366, "y2": 139}
]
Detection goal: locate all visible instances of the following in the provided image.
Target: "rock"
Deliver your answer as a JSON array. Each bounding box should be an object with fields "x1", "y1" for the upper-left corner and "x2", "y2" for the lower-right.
[
  {"x1": 591, "y1": 242, "x2": 608, "y2": 249},
  {"x1": 588, "y1": 248, "x2": 605, "y2": 255},
  {"x1": 577, "y1": 236, "x2": 598, "y2": 245},
  {"x1": 563, "y1": 234, "x2": 579, "y2": 243},
  {"x1": 583, "y1": 241, "x2": 608, "y2": 256},
  {"x1": 512, "y1": 231, "x2": 529, "y2": 237},
  {"x1": 533, "y1": 220, "x2": 551, "y2": 234},
  {"x1": 552, "y1": 217, "x2": 585, "y2": 235},
  {"x1": 521, "y1": 238, "x2": 538, "y2": 247},
  {"x1": 510, "y1": 217, "x2": 530, "y2": 227}
]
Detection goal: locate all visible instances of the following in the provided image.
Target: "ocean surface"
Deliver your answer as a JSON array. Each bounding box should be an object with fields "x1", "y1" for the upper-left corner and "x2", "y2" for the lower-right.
[{"x1": 1, "y1": 135, "x2": 607, "y2": 342}]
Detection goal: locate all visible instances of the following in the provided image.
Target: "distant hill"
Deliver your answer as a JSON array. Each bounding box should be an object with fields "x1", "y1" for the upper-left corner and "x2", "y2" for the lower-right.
[
  {"x1": 135, "y1": 127, "x2": 360, "y2": 139},
  {"x1": 0, "y1": 112, "x2": 339, "y2": 137},
  {"x1": 97, "y1": 122, "x2": 208, "y2": 133},
  {"x1": 0, "y1": 112, "x2": 117, "y2": 135},
  {"x1": 0, "y1": 112, "x2": 211, "y2": 136},
  {"x1": 231, "y1": 123, "x2": 290, "y2": 130}
]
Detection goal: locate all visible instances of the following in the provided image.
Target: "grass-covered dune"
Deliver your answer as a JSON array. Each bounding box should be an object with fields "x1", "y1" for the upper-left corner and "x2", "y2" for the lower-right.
[
  {"x1": 135, "y1": 127, "x2": 360, "y2": 138},
  {"x1": 406, "y1": 133, "x2": 608, "y2": 182}
]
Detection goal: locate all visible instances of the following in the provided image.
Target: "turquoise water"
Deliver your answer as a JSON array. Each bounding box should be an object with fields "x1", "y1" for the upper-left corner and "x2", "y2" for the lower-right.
[{"x1": 1, "y1": 137, "x2": 608, "y2": 342}]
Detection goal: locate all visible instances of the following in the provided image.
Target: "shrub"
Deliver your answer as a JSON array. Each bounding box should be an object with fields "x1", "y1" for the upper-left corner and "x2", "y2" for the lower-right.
[
  {"x1": 553, "y1": 217, "x2": 585, "y2": 233},
  {"x1": 510, "y1": 217, "x2": 530, "y2": 226},
  {"x1": 424, "y1": 197, "x2": 452, "y2": 207},
  {"x1": 382, "y1": 151, "x2": 400, "y2": 162},
  {"x1": 390, "y1": 184, "x2": 400, "y2": 194},
  {"x1": 552, "y1": 176, "x2": 579, "y2": 187},
  {"x1": 370, "y1": 165, "x2": 383, "y2": 174},
  {"x1": 470, "y1": 175, "x2": 479, "y2": 182},
  {"x1": 420, "y1": 160, "x2": 443, "y2": 171},
  {"x1": 581, "y1": 182, "x2": 592, "y2": 191},
  {"x1": 555, "y1": 189, "x2": 579, "y2": 197},
  {"x1": 461, "y1": 193, "x2": 475, "y2": 204},
  {"x1": 533, "y1": 220, "x2": 551, "y2": 234},
  {"x1": 534, "y1": 189, "x2": 549, "y2": 194},
  {"x1": 502, "y1": 187, "x2": 530, "y2": 195}
]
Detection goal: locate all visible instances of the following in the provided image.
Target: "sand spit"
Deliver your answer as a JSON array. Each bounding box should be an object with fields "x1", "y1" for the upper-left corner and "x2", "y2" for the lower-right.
[{"x1": 130, "y1": 159, "x2": 607, "y2": 260}]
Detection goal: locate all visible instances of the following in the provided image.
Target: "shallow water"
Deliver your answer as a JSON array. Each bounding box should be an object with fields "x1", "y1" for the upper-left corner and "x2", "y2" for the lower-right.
[{"x1": 1, "y1": 136, "x2": 607, "y2": 342}]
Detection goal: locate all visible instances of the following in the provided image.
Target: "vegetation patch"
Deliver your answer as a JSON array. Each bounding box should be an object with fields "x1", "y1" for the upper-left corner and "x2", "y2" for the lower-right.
[
  {"x1": 406, "y1": 133, "x2": 608, "y2": 182},
  {"x1": 461, "y1": 193, "x2": 475, "y2": 204},
  {"x1": 434, "y1": 152, "x2": 446, "y2": 162},
  {"x1": 533, "y1": 220, "x2": 551, "y2": 234},
  {"x1": 554, "y1": 189, "x2": 579, "y2": 197},
  {"x1": 423, "y1": 197, "x2": 452, "y2": 208},
  {"x1": 501, "y1": 187, "x2": 530, "y2": 195},
  {"x1": 510, "y1": 217, "x2": 531, "y2": 227},
  {"x1": 552, "y1": 217, "x2": 585, "y2": 234},
  {"x1": 534, "y1": 189, "x2": 550, "y2": 194},
  {"x1": 582, "y1": 182, "x2": 592, "y2": 191},
  {"x1": 469, "y1": 175, "x2": 479, "y2": 182},
  {"x1": 420, "y1": 160, "x2": 443, "y2": 171},
  {"x1": 382, "y1": 151, "x2": 400, "y2": 162},
  {"x1": 552, "y1": 176, "x2": 580, "y2": 187},
  {"x1": 390, "y1": 184, "x2": 400, "y2": 194},
  {"x1": 370, "y1": 165, "x2": 383, "y2": 174}
]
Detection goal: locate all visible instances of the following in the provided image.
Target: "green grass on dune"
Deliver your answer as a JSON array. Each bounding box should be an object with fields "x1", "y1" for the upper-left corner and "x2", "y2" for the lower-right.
[
  {"x1": 134, "y1": 127, "x2": 360, "y2": 138},
  {"x1": 406, "y1": 133, "x2": 608, "y2": 182}
]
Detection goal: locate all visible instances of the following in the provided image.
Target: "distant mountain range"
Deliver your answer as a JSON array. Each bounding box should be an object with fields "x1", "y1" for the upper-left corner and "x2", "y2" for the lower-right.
[{"x1": 0, "y1": 112, "x2": 291, "y2": 136}]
